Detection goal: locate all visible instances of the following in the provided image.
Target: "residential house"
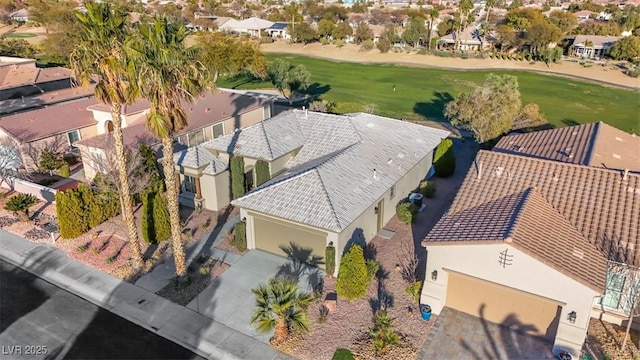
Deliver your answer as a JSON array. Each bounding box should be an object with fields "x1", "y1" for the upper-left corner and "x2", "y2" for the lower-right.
[
  {"x1": 9, "y1": 9, "x2": 29, "y2": 23},
  {"x1": 174, "y1": 110, "x2": 449, "y2": 269},
  {"x1": 219, "y1": 17, "x2": 274, "y2": 37},
  {"x1": 574, "y1": 10, "x2": 593, "y2": 21},
  {"x1": 439, "y1": 25, "x2": 485, "y2": 51},
  {"x1": 569, "y1": 35, "x2": 621, "y2": 60},
  {"x1": 77, "y1": 90, "x2": 273, "y2": 181},
  {"x1": 420, "y1": 122, "x2": 640, "y2": 358},
  {"x1": 264, "y1": 23, "x2": 290, "y2": 39}
]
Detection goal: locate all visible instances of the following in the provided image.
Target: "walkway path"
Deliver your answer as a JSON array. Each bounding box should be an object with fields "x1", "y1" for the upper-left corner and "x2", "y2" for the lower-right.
[
  {"x1": 261, "y1": 42, "x2": 640, "y2": 91},
  {"x1": 0, "y1": 228, "x2": 291, "y2": 360}
]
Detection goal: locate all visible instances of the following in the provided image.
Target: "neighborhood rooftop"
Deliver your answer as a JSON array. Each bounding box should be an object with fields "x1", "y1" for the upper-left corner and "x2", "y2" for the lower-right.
[
  {"x1": 424, "y1": 150, "x2": 640, "y2": 285},
  {"x1": 494, "y1": 121, "x2": 640, "y2": 172},
  {"x1": 228, "y1": 110, "x2": 449, "y2": 232}
]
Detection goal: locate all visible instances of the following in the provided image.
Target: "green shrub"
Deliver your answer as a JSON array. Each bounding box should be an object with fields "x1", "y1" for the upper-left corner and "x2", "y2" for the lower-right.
[
  {"x1": 39, "y1": 150, "x2": 64, "y2": 174},
  {"x1": 336, "y1": 244, "x2": 368, "y2": 300},
  {"x1": 376, "y1": 37, "x2": 391, "y2": 53},
  {"x1": 332, "y1": 348, "x2": 355, "y2": 360},
  {"x1": 433, "y1": 138, "x2": 455, "y2": 177},
  {"x1": 361, "y1": 39, "x2": 374, "y2": 50},
  {"x1": 320, "y1": 37, "x2": 330, "y2": 45},
  {"x1": 370, "y1": 310, "x2": 400, "y2": 355},
  {"x1": 334, "y1": 39, "x2": 345, "y2": 48},
  {"x1": 405, "y1": 280, "x2": 422, "y2": 303},
  {"x1": 233, "y1": 221, "x2": 247, "y2": 252},
  {"x1": 255, "y1": 160, "x2": 270, "y2": 187},
  {"x1": 151, "y1": 192, "x2": 171, "y2": 242},
  {"x1": 141, "y1": 192, "x2": 154, "y2": 243},
  {"x1": 230, "y1": 156, "x2": 245, "y2": 199},
  {"x1": 56, "y1": 190, "x2": 89, "y2": 238},
  {"x1": 419, "y1": 181, "x2": 436, "y2": 198},
  {"x1": 4, "y1": 193, "x2": 37, "y2": 220},
  {"x1": 59, "y1": 164, "x2": 70, "y2": 177},
  {"x1": 366, "y1": 259, "x2": 380, "y2": 282},
  {"x1": 396, "y1": 202, "x2": 418, "y2": 224},
  {"x1": 326, "y1": 244, "x2": 336, "y2": 277}
]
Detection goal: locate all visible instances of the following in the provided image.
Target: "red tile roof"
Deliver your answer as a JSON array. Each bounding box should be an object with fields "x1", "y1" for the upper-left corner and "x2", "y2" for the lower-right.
[
  {"x1": 0, "y1": 97, "x2": 97, "y2": 142},
  {"x1": 494, "y1": 122, "x2": 640, "y2": 172}
]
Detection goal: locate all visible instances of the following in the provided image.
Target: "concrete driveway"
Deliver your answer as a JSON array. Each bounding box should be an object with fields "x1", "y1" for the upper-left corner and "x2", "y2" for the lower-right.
[
  {"x1": 418, "y1": 307, "x2": 555, "y2": 360},
  {"x1": 187, "y1": 250, "x2": 323, "y2": 343}
]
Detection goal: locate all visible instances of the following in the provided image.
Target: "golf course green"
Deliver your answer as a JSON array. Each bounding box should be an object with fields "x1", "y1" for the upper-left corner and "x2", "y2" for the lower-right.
[{"x1": 219, "y1": 54, "x2": 640, "y2": 134}]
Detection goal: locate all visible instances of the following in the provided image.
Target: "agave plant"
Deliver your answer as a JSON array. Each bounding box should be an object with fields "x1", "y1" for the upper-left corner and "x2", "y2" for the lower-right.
[{"x1": 4, "y1": 193, "x2": 37, "y2": 221}]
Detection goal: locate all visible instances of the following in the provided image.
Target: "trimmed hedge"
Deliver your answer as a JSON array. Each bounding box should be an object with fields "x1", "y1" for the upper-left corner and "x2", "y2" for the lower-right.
[
  {"x1": 433, "y1": 138, "x2": 455, "y2": 177},
  {"x1": 326, "y1": 244, "x2": 336, "y2": 277},
  {"x1": 255, "y1": 160, "x2": 270, "y2": 187},
  {"x1": 56, "y1": 185, "x2": 119, "y2": 239},
  {"x1": 396, "y1": 202, "x2": 418, "y2": 224},
  {"x1": 336, "y1": 244, "x2": 368, "y2": 300},
  {"x1": 142, "y1": 191, "x2": 171, "y2": 244},
  {"x1": 233, "y1": 221, "x2": 247, "y2": 252},
  {"x1": 230, "y1": 156, "x2": 245, "y2": 199}
]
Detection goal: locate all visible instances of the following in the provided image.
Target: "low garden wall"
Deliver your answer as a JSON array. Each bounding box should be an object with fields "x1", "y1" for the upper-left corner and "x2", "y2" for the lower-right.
[{"x1": 0, "y1": 177, "x2": 57, "y2": 203}]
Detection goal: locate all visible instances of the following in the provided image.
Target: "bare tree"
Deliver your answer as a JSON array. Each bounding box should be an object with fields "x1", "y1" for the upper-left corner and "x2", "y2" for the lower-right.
[
  {"x1": 606, "y1": 261, "x2": 640, "y2": 352},
  {"x1": 0, "y1": 137, "x2": 26, "y2": 189},
  {"x1": 82, "y1": 140, "x2": 152, "y2": 217},
  {"x1": 397, "y1": 235, "x2": 419, "y2": 284}
]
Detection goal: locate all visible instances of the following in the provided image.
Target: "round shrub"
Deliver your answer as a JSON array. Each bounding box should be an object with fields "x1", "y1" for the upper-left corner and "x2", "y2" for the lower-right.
[
  {"x1": 396, "y1": 202, "x2": 418, "y2": 224},
  {"x1": 360, "y1": 39, "x2": 374, "y2": 51},
  {"x1": 59, "y1": 164, "x2": 70, "y2": 177},
  {"x1": 376, "y1": 37, "x2": 391, "y2": 53},
  {"x1": 336, "y1": 244, "x2": 368, "y2": 300},
  {"x1": 419, "y1": 181, "x2": 437, "y2": 198}
]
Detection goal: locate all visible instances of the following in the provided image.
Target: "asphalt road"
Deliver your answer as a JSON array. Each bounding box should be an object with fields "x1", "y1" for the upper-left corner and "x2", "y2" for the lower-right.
[{"x1": 0, "y1": 260, "x2": 204, "y2": 360}]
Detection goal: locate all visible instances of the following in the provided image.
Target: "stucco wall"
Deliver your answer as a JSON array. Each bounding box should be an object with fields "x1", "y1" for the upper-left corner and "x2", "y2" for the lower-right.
[
  {"x1": 269, "y1": 150, "x2": 298, "y2": 176},
  {"x1": 421, "y1": 243, "x2": 600, "y2": 357},
  {"x1": 220, "y1": 105, "x2": 267, "y2": 134}
]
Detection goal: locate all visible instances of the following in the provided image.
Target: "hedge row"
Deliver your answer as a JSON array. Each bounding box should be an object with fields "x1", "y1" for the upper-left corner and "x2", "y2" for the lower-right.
[{"x1": 56, "y1": 184, "x2": 119, "y2": 239}]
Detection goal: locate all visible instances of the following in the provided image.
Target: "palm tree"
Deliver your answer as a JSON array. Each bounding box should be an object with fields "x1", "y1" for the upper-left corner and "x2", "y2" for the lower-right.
[
  {"x1": 456, "y1": 0, "x2": 474, "y2": 50},
  {"x1": 130, "y1": 17, "x2": 213, "y2": 286},
  {"x1": 250, "y1": 277, "x2": 313, "y2": 343},
  {"x1": 69, "y1": 1, "x2": 144, "y2": 270},
  {"x1": 477, "y1": 21, "x2": 493, "y2": 50},
  {"x1": 427, "y1": 7, "x2": 439, "y2": 50}
]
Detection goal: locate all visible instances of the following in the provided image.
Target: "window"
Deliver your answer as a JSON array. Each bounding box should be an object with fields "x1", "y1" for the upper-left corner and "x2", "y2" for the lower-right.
[
  {"x1": 390, "y1": 184, "x2": 396, "y2": 199},
  {"x1": 187, "y1": 129, "x2": 205, "y2": 147},
  {"x1": 67, "y1": 130, "x2": 81, "y2": 145},
  {"x1": 601, "y1": 273, "x2": 626, "y2": 309},
  {"x1": 212, "y1": 123, "x2": 224, "y2": 139},
  {"x1": 183, "y1": 175, "x2": 196, "y2": 194}
]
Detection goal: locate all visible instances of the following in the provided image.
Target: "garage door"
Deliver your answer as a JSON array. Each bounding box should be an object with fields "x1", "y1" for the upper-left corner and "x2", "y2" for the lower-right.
[
  {"x1": 446, "y1": 272, "x2": 561, "y2": 339},
  {"x1": 253, "y1": 215, "x2": 327, "y2": 267}
]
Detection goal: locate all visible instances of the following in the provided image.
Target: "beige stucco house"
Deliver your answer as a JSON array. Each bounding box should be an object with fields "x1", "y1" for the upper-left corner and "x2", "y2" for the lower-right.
[
  {"x1": 174, "y1": 110, "x2": 449, "y2": 268},
  {"x1": 421, "y1": 122, "x2": 640, "y2": 358}
]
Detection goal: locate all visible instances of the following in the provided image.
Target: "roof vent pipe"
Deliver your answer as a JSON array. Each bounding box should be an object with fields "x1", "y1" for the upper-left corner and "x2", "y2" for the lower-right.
[
  {"x1": 476, "y1": 160, "x2": 483, "y2": 180},
  {"x1": 373, "y1": 168, "x2": 377, "y2": 179},
  {"x1": 623, "y1": 168, "x2": 629, "y2": 182}
]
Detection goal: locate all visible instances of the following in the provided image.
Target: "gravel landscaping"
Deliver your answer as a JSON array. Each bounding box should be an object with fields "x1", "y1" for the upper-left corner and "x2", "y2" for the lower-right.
[{"x1": 586, "y1": 317, "x2": 640, "y2": 360}]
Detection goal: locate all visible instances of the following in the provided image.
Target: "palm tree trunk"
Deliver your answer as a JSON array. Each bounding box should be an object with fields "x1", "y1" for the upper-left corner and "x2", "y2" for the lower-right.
[
  {"x1": 274, "y1": 317, "x2": 288, "y2": 343},
  {"x1": 111, "y1": 104, "x2": 144, "y2": 270},
  {"x1": 427, "y1": 22, "x2": 433, "y2": 50},
  {"x1": 485, "y1": 7, "x2": 490, "y2": 23},
  {"x1": 161, "y1": 136, "x2": 188, "y2": 286}
]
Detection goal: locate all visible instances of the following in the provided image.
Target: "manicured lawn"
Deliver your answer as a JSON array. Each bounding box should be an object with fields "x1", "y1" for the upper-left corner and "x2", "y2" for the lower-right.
[
  {"x1": 219, "y1": 54, "x2": 640, "y2": 134},
  {"x1": 3, "y1": 32, "x2": 37, "y2": 38}
]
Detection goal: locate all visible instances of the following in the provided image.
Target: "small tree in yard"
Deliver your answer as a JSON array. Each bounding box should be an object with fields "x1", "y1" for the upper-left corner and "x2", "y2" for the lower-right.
[
  {"x1": 151, "y1": 192, "x2": 171, "y2": 243},
  {"x1": 370, "y1": 310, "x2": 400, "y2": 355},
  {"x1": 233, "y1": 221, "x2": 247, "y2": 252},
  {"x1": 433, "y1": 138, "x2": 455, "y2": 177},
  {"x1": 255, "y1": 160, "x2": 270, "y2": 187},
  {"x1": 267, "y1": 58, "x2": 311, "y2": 104},
  {"x1": 230, "y1": 156, "x2": 245, "y2": 199},
  {"x1": 336, "y1": 244, "x2": 369, "y2": 300},
  {"x1": 0, "y1": 138, "x2": 25, "y2": 189},
  {"x1": 4, "y1": 193, "x2": 37, "y2": 221},
  {"x1": 326, "y1": 243, "x2": 336, "y2": 277},
  {"x1": 39, "y1": 149, "x2": 65, "y2": 175},
  {"x1": 250, "y1": 277, "x2": 313, "y2": 343},
  {"x1": 607, "y1": 261, "x2": 640, "y2": 352}
]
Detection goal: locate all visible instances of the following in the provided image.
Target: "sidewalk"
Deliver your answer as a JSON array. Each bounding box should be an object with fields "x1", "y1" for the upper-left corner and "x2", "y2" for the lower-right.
[{"x1": 0, "y1": 229, "x2": 292, "y2": 360}]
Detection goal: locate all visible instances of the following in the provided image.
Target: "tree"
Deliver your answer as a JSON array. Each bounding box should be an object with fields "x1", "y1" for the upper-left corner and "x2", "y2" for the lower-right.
[
  {"x1": 0, "y1": 138, "x2": 25, "y2": 190},
  {"x1": 4, "y1": 193, "x2": 37, "y2": 222},
  {"x1": 444, "y1": 74, "x2": 521, "y2": 144},
  {"x1": 56, "y1": 189, "x2": 89, "y2": 238},
  {"x1": 130, "y1": 16, "x2": 213, "y2": 286},
  {"x1": 267, "y1": 58, "x2": 311, "y2": 104},
  {"x1": 39, "y1": 149, "x2": 64, "y2": 175},
  {"x1": 609, "y1": 35, "x2": 640, "y2": 61},
  {"x1": 317, "y1": 18, "x2": 335, "y2": 38},
  {"x1": 427, "y1": 8, "x2": 439, "y2": 50},
  {"x1": 512, "y1": 103, "x2": 548, "y2": 130},
  {"x1": 336, "y1": 244, "x2": 368, "y2": 300},
  {"x1": 0, "y1": 38, "x2": 36, "y2": 58},
  {"x1": 607, "y1": 261, "x2": 640, "y2": 353},
  {"x1": 196, "y1": 32, "x2": 266, "y2": 83},
  {"x1": 495, "y1": 24, "x2": 517, "y2": 51},
  {"x1": 477, "y1": 21, "x2": 493, "y2": 50},
  {"x1": 230, "y1": 155, "x2": 245, "y2": 199},
  {"x1": 291, "y1": 22, "x2": 318, "y2": 44},
  {"x1": 255, "y1": 160, "x2": 270, "y2": 187},
  {"x1": 485, "y1": 0, "x2": 495, "y2": 22},
  {"x1": 525, "y1": 22, "x2": 562, "y2": 54},
  {"x1": 455, "y1": 0, "x2": 474, "y2": 50},
  {"x1": 354, "y1": 23, "x2": 374, "y2": 44},
  {"x1": 370, "y1": 310, "x2": 400, "y2": 355},
  {"x1": 548, "y1": 10, "x2": 578, "y2": 33},
  {"x1": 69, "y1": 1, "x2": 145, "y2": 270},
  {"x1": 573, "y1": 20, "x2": 621, "y2": 36},
  {"x1": 402, "y1": 17, "x2": 427, "y2": 48},
  {"x1": 539, "y1": 46, "x2": 563, "y2": 66},
  {"x1": 376, "y1": 37, "x2": 391, "y2": 53},
  {"x1": 250, "y1": 277, "x2": 313, "y2": 343},
  {"x1": 332, "y1": 22, "x2": 353, "y2": 40}
]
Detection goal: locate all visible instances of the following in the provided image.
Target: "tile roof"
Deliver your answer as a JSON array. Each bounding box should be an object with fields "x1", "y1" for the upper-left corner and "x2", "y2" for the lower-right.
[
  {"x1": 174, "y1": 147, "x2": 228, "y2": 175},
  {"x1": 0, "y1": 86, "x2": 95, "y2": 115},
  {"x1": 572, "y1": 35, "x2": 621, "y2": 48},
  {"x1": 231, "y1": 110, "x2": 450, "y2": 232},
  {"x1": 0, "y1": 97, "x2": 96, "y2": 142},
  {"x1": 494, "y1": 122, "x2": 640, "y2": 172},
  {"x1": 424, "y1": 150, "x2": 640, "y2": 289}
]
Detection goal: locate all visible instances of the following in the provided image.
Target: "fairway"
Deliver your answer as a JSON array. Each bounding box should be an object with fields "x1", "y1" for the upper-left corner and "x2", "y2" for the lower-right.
[{"x1": 219, "y1": 54, "x2": 640, "y2": 134}]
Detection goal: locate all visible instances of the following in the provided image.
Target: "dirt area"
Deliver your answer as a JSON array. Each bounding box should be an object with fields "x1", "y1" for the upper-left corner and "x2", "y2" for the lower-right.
[
  {"x1": 274, "y1": 217, "x2": 435, "y2": 360},
  {"x1": 261, "y1": 42, "x2": 640, "y2": 90},
  {"x1": 4, "y1": 25, "x2": 48, "y2": 45},
  {"x1": 587, "y1": 318, "x2": 640, "y2": 360},
  {"x1": 156, "y1": 257, "x2": 229, "y2": 306}
]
